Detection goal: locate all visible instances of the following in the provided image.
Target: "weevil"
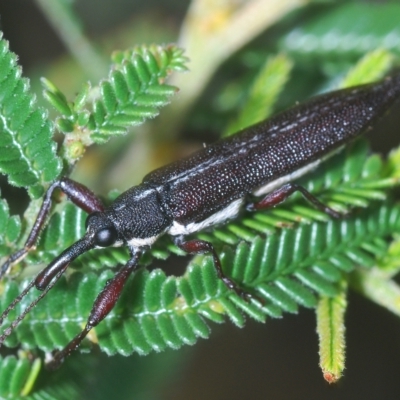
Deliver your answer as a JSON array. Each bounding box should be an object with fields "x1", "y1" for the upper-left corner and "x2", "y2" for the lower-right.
[{"x1": 1, "y1": 73, "x2": 400, "y2": 368}]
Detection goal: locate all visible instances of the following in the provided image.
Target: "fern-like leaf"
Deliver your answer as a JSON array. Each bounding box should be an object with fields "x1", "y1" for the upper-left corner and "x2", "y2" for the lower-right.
[
  {"x1": 0, "y1": 198, "x2": 21, "y2": 258},
  {"x1": 0, "y1": 33, "x2": 61, "y2": 196},
  {"x1": 0, "y1": 355, "x2": 40, "y2": 398},
  {"x1": 317, "y1": 280, "x2": 347, "y2": 383},
  {"x1": 43, "y1": 45, "x2": 189, "y2": 163}
]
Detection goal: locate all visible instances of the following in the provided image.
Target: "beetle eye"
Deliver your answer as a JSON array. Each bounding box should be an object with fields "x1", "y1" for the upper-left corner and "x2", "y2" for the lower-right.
[{"x1": 94, "y1": 227, "x2": 117, "y2": 247}]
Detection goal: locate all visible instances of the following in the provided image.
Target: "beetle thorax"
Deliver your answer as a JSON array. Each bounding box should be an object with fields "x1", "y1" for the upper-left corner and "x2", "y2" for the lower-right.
[{"x1": 106, "y1": 184, "x2": 172, "y2": 247}]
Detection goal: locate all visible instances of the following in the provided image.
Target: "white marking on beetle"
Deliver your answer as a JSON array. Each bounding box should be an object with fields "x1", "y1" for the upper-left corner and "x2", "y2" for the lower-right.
[
  {"x1": 253, "y1": 159, "x2": 321, "y2": 196},
  {"x1": 133, "y1": 189, "x2": 155, "y2": 201},
  {"x1": 127, "y1": 235, "x2": 160, "y2": 248},
  {"x1": 168, "y1": 198, "x2": 243, "y2": 236},
  {"x1": 253, "y1": 147, "x2": 343, "y2": 196},
  {"x1": 114, "y1": 189, "x2": 157, "y2": 211},
  {"x1": 167, "y1": 158, "x2": 226, "y2": 186}
]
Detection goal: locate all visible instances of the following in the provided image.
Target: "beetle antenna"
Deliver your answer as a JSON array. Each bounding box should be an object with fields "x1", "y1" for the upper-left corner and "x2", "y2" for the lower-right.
[
  {"x1": 0, "y1": 268, "x2": 65, "y2": 343},
  {"x1": 0, "y1": 279, "x2": 35, "y2": 325},
  {"x1": 0, "y1": 238, "x2": 93, "y2": 342},
  {"x1": 0, "y1": 249, "x2": 28, "y2": 279}
]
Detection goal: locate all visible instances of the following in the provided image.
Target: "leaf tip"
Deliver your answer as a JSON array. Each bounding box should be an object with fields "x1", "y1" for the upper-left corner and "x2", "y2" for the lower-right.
[{"x1": 322, "y1": 369, "x2": 341, "y2": 384}]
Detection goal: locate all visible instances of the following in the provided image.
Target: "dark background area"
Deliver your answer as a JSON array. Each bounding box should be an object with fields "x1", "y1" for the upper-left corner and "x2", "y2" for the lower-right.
[{"x1": 1, "y1": 1, "x2": 400, "y2": 399}]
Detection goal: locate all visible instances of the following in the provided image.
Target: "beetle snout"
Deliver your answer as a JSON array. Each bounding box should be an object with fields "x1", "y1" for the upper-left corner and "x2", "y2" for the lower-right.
[{"x1": 35, "y1": 238, "x2": 94, "y2": 290}]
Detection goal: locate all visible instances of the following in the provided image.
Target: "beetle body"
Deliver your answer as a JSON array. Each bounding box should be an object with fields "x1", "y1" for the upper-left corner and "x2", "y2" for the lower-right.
[
  {"x1": 1, "y1": 72, "x2": 400, "y2": 367},
  {"x1": 99, "y1": 73, "x2": 400, "y2": 247}
]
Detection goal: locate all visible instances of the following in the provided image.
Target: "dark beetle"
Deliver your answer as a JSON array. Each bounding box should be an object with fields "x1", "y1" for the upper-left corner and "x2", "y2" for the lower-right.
[{"x1": 1, "y1": 72, "x2": 400, "y2": 367}]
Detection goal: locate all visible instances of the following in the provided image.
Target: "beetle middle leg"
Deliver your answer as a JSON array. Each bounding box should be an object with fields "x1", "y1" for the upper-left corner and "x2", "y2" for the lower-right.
[
  {"x1": 173, "y1": 235, "x2": 254, "y2": 301},
  {"x1": 246, "y1": 182, "x2": 342, "y2": 218}
]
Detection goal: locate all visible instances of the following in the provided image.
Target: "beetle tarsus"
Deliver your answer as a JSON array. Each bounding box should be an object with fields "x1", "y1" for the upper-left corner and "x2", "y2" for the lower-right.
[
  {"x1": 47, "y1": 326, "x2": 91, "y2": 370},
  {"x1": 221, "y1": 276, "x2": 259, "y2": 303}
]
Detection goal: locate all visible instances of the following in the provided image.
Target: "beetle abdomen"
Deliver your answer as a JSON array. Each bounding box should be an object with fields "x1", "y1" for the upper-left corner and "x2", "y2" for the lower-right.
[{"x1": 158, "y1": 73, "x2": 400, "y2": 225}]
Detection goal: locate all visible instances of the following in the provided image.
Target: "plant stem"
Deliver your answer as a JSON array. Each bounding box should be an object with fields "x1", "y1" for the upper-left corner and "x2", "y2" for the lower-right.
[{"x1": 35, "y1": 0, "x2": 108, "y2": 80}]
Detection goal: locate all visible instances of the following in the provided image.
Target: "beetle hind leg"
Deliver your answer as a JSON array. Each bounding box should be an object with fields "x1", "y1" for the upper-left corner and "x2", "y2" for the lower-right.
[
  {"x1": 246, "y1": 182, "x2": 342, "y2": 218},
  {"x1": 173, "y1": 236, "x2": 257, "y2": 302}
]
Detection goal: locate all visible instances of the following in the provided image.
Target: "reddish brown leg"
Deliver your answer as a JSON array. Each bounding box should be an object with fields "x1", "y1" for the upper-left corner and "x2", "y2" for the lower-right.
[
  {"x1": 173, "y1": 236, "x2": 254, "y2": 301},
  {"x1": 0, "y1": 237, "x2": 95, "y2": 337},
  {"x1": 246, "y1": 183, "x2": 341, "y2": 218},
  {"x1": 0, "y1": 177, "x2": 105, "y2": 279},
  {"x1": 48, "y1": 250, "x2": 141, "y2": 369}
]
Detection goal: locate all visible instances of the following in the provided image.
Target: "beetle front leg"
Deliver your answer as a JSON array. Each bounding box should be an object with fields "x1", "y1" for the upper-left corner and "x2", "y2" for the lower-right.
[
  {"x1": 173, "y1": 235, "x2": 253, "y2": 301},
  {"x1": 246, "y1": 183, "x2": 342, "y2": 218},
  {"x1": 0, "y1": 177, "x2": 105, "y2": 278},
  {"x1": 48, "y1": 249, "x2": 141, "y2": 369}
]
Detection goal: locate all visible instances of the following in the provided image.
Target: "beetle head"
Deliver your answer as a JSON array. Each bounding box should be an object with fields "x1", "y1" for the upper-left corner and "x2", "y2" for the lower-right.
[{"x1": 84, "y1": 211, "x2": 121, "y2": 248}]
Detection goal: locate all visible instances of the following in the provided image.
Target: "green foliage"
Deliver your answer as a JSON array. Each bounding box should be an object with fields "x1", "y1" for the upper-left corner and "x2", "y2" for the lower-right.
[
  {"x1": 224, "y1": 54, "x2": 293, "y2": 136},
  {"x1": 317, "y1": 280, "x2": 347, "y2": 383},
  {"x1": 0, "y1": 198, "x2": 21, "y2": 257},
  {"x1": 280, "y1": 2, "x2": 400, "y2": 66},
  {"x1": 0, "y1": 33, "x2": 61, "y2": 197},
  {"x1": 340, "y1": 49, "x2": 394, "y2": 87},
  {"x1": 0, "y1": 355, "x2": 76, "y2": 399},
  {"x1": 26, "y1": 384, "x2": 80, "y2": 400},
  {"x1": 43, "y1": 45, "x2": 188, "y2": 163},
  {"x1": 0, "y1": 355, "x2": 37, "y2": 398}
]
